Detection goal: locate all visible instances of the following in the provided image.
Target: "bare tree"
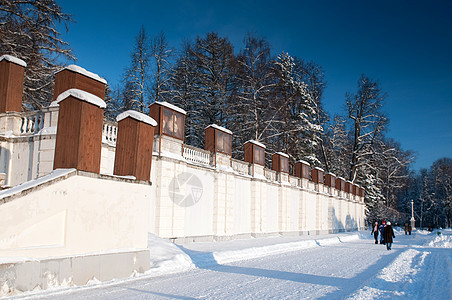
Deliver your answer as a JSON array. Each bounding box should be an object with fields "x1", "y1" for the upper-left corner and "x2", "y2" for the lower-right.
[
  {"x1": 150, "y1": 31, "x2": 173, "y2": 103},
  {"x1": 0, "y1": 0, "x2": 74, "y2": 109},
  {"x1": 123, "y1": 26, "x2": 150, "y2": 112}
]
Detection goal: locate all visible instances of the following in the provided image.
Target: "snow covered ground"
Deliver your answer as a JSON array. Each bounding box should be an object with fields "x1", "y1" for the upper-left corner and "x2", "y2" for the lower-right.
[{"x1": 6, "y1": 229, "x2": 452, "y2": 299}]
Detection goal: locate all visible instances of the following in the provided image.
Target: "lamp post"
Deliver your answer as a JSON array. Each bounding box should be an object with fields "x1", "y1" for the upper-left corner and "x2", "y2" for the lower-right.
[{"x1": 410, "y1": 200, "x2": 416, "y2": 229}]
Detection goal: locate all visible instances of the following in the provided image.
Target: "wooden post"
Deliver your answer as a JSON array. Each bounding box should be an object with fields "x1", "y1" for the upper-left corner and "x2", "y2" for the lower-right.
[
  {"x1": 272, "y1": 152, "x2": 289, "y2": 173},
  {"x1": 294, "y1": 160, "x2": 310, "y2": 179},
  {"x1": 0, "y1": 55, "x2": 26, "y2": 113},
  {"x1": 52, "y1": 89, "x2": 105, "y2": 173},
  {"x1": 311, "y1": 167, "x2": 324, "y2": 184},
  {"x1": 114, "y1": 110, "x2": 157, "y2": 181},
  {"x1": 53, "y1": 65, "x2": 106, "y2": 101}
]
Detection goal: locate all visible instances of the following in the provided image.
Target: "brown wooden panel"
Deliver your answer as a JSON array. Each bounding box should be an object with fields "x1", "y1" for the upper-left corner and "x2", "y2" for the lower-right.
[
  {"x1": 345, "y1": 181, "x2": 351, "y2": 193},
  {"x1": 335, "y1": 178, "x2": 345, "y2": 191},
  {"x1": 205, "y1": 126, "x2": 215, "y2": 152},
  {"x1": 0, "y1": 60, "x2": 25, "y2": 113},
  {"x1": 77, "y1": 101, "x2": 103, "y2": 173},
  {"x1": 272, "y1": 153, "x2": 280, "y2": 172},
  {"x1": 114, "y1": 117, "x2": 155, "y2": 181},
  {"x1": 54, "y1": 98, "x2": 82, "y2": 169},
  {"x1": 53, "y1": 97, "x2": 103, "y2": 173},
  {"x1": 149, "y1": 103, "x2": 161, "y2": 135},
  {"x1": 114, "y1": 117, "x2": 138, "y2": 177},
  {"x1": 244, "y1": 142, "x2": 253, "y2": 164},
  {"x1": 312, "y1": 168, "x2": 324, "y2": 184},
  {"x1": 325, "y1": 174, "x2": 336, "y2": 188},
  {"x1": 53, "y1": 69, "x2": 105, "y2": 101}
]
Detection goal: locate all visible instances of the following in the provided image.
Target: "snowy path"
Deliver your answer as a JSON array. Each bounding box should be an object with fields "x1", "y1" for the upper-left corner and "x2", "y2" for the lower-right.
[{"x1": 10, "y1": 230, "x2": 452, "y2": 300}]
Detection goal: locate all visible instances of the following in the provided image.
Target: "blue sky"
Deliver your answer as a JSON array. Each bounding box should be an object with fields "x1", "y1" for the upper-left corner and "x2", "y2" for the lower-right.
[{"x1": 57, "y1": 0, "x2": 451, "y2": 171}]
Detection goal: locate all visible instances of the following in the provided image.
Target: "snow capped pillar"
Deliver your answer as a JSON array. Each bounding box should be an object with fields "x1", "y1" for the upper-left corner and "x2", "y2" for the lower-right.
[
  {"x1": 0, "y1": 55, "x2": 27, "y2": 113},
  {"x1": 272, "y1": 152, "x2": 289, "y2": 183},
  {"x1": 335, "y1": 177, "x2": 345, "y2": 198},
  {"x1": 149, "y1": 101, "x2": 186, "y2": 156},
  {"x1": 358, "y1": 186, "x2": 365, "y2": 202},
  {"x1": 53, "y1": 65, "x2": 107, "y2": 101},
  {"x1": 325, "y1": 173, "x2": 336, "y2": 195},
  {"x1": 294, "y1": 160, "x2": 310, "y2": 188},
  {"x1": 114, "y1": 110, "x2": 157, "y2": 181},
  {"x1": 52, "y1": 89, "x2": 105, "y2": 173},
  {"x1": 205, "y1": 124, "x2": 232, "y2": 168},
  {"x1": 244, "y1": 140, "x2": 266, "y2": 178},
  {"x1": 311, "y1": 167, "x2": 324, "y2": 192},
  {"x1": 345, "y1": 181, "x2": 352, "y2": 200}
]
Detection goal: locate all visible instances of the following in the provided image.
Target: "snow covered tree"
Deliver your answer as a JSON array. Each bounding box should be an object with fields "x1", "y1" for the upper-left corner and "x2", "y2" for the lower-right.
[
  {"x1": 0, "y1": 0, "x2": 74, "y2": 109},
  {"x1": 269, "y1": 52, "x2": 323, "y2": 166},
  {"x1": 232, "y1": 34, "x2": 275, "y2": 158},
  {"x1": 346, "y1": 75, "x2": 388, "y2": 183},
  {"x1": 123, "y1": 26, "x2": 150, "y2": 112},
  {"x1": 172, "y1": 32, "x2": 236, "y2": 148},
  {"x1": 150, "y1": 31, "x2": 173, "y2": 103}
]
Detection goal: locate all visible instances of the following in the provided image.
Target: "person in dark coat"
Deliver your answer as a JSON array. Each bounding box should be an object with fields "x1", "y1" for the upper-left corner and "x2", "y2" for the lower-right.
[
  {"x1": 371, "y1": 222, "x2": 379, "y2": 244},
  {"x1": 383, "y1": 221, "x2": 395, "y2": 250}
]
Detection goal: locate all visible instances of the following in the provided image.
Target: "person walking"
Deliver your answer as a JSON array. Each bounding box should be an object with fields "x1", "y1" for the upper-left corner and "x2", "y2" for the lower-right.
[
  {"x1": 383, "y1": 221, "x2": 395, "y2": 250},
  {"x1": 379, "y1": 221, "x2": 386, "y2": 244},
  {"x1": 371, "y1": 222, "x2": 379, "y2": 244}
]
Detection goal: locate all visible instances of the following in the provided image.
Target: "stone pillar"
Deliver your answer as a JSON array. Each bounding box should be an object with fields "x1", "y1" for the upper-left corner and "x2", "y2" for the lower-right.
[
  {"x1": 0, "y1": 55, "x2": 27, "y2": 113},
  {"x1": 294, "y1": 160, "x2": 310, "y2": 188},
  {"x1": 325, "y1": 173, "x2": 336, "y2": 194},
  {"x1": 244, "y1": 140, "x2": 266, "y2": 178},
  {"x1": 205, "y1": 124, "x2": 232, "y2": 167},
  {"x1": 345, "y1": 181, "x2": 352, "y2": 199},
  {"x1": 52, "y1": 89, "x2": 105, "y2": 173},
  {"x1": 335, "y1": 177, "x2": 345, "y2": 197},
  {"x1": 149, "y1": 101, "x2": 186, "y2": 155},
  {"x1": 114, "y1": 110, "x2": 157, "y2": 181},
  {"x1": 272, "y1": 152, "x2": 289, "y2": 182},
  {"x1": 53, "y1": 65, "x2": 106, "y2": 101}
]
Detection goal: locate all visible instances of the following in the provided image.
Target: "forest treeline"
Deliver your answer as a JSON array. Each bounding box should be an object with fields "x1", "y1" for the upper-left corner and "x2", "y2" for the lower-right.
[{"x1": 0, "y1": 0, "x2": 450, "y2": 227}]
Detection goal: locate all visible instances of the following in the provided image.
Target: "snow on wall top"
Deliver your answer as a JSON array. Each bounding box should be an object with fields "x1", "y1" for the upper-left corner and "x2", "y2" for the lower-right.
[
  {"x1": 155, "y1": 101, "x2": 187, "y2": 115},
  {"x1": 274, "y1": 152, "x2": 289, "y2": 158},
  {"x1": 297, "y1": 160, "x2": 310, "y2": 166},
  {"x1": 206, "y1": 124, "x2": 232, "y2": 135},
  {"x1": 117, "y1": 110, "x2": 157, "y2": 126},
  {"x1": 0, "y1": 55, "x2": 27, "y2": 67},
  {"x1": 50, "y1": 88, "x2": 106, "y2": 108},
  {"x1": 245, "y1": 140, "x2": 266, "y2": 149},
  {"x1": 0, "y1": 169, "x2": 76, "y2": 200},
  {"x1": 56, "y1": 64, "x2": 107, "y2": 85}
]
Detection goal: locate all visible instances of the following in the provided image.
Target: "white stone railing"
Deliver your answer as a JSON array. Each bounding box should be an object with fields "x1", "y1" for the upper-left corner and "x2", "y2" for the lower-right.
[
  {"x1": 183, "y1": 145, "x2": 211, "y2": 166},
  {"x1": 265, "y1": 169, "x2": 277, "y2": 182},
  {"x1": 20, "y1": 112, "x2": 44, "y2": 134},
  {"x1": 102, "y1": 120, "x2": 117, "y2": 146},
  {"x1": 231, "y1": 158, "x2": 250, "y2": 175}
]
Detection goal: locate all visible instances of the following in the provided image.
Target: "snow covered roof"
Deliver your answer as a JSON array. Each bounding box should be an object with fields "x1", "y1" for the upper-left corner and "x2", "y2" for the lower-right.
[
  {"x1": 206, "y1": 124, "x2": 232, "y2": 135},
  {"x1": 245, "y1": 140, "x2": 266, "y2": 149},
  {"x1": 56, "y1": 64, "x2": 107, "y2": 85},
  {"x1": 0, "y1": 55, "x2": 27, "y2": 67},
  {"x1": 154, "y1": 101, "x2": 187, "y2": 115},
  {"x1": 297, "y1": 160, "x2": 310, "y2": 166},
  {"x1": 313, "y1": 167, "x2": 324, "y2": 172},
  {"x1": 117, "y1": 110, "x2": 157, "y2": 126},
  {"x1": 274, "y1": 152, "x2": 289, "y2": 158},
  {"x1": 50, "y1": 88, "x2": 106, "y2": 108},
  {"x1": 337, "y1": 177, "x2": 345, "y2": 181},
  {"x1": 326, "y1": 172, "x2": 336, "y2": 177}
]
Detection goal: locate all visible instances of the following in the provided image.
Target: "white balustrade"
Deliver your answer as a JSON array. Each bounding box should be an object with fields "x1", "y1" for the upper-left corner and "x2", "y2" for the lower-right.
[
  {"x1": 183, "y1": 145, "x2": 210, "y2": 165},
  {"x1": 102, "y1": 121, "x2": 117, "y2": 145},
  {"x1": 20, "y1": 113, "x2": 44, "y2": 134}
]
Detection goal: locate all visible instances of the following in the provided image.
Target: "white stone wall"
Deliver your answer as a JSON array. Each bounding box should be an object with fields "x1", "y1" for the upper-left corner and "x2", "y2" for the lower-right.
[{"x1": 0, "y1": 171, "x2": 151, "y2": 258}]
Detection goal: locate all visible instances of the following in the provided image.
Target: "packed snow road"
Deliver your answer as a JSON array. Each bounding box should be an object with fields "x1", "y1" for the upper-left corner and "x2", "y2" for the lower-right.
[{"x1": 11, "y1": 230, "x2": 452, "y2": 300}]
